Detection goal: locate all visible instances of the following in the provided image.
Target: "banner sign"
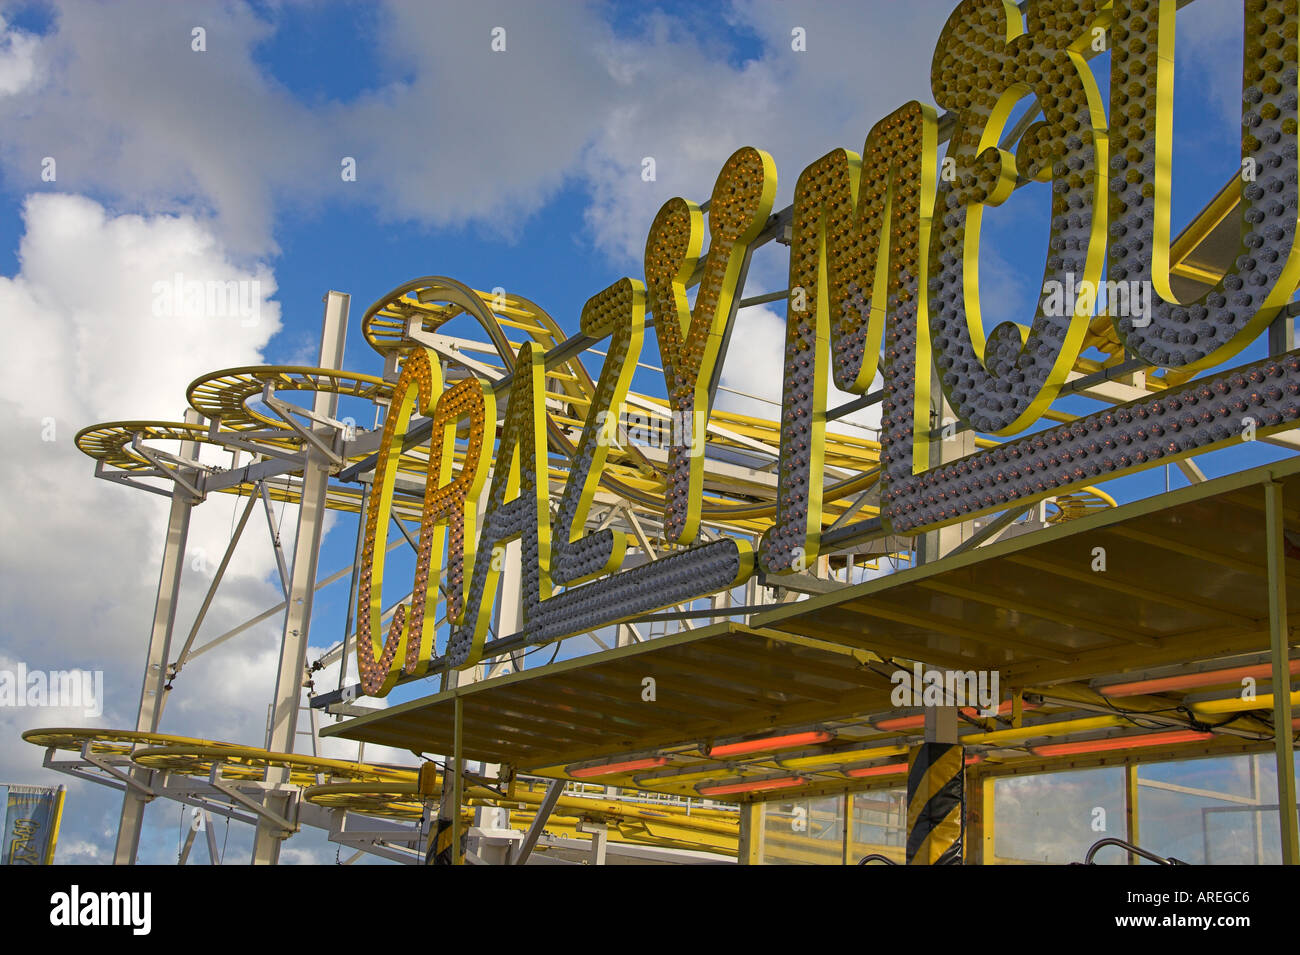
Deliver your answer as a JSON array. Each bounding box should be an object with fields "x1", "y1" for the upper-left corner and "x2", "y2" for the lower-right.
[{"x1": 2, "y1": 784, "x2": 65, "y2": 865}]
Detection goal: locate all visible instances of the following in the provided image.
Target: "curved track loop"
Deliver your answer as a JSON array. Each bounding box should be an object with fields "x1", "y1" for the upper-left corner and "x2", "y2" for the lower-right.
[
  {"x1": 75, "y1": 421, "x2": 294, "y2": 473},
  {"x1": 23, "y1": 727, "x2": 248, "y2": 757},
  {"x1": 1047, "y1": 487, "x2": 1118, "y2": 524},
  {"x1": 23, "y1": 728, "x2": 739, "y2": 857},
  {"x1": 130, "y1": 743, "x2": 415, "y2": 784},
  {"x1": 186, "y1": 366, "x2": 391, "y2": 431},
  {"x1": 78, "y1": 278, "x2": 1116, "y2": 550},
  {"x1": 24, "y1": 728, "x2": 414, "y2": 784},
  {"x1": 303, "y1": 778, "x2": 740, "y2": 856},
  {"x1": 365, "y1": 278, "x2": 911, "y2": 534}
]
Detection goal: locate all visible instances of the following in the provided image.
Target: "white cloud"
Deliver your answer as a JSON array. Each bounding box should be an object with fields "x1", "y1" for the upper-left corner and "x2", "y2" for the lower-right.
[
  {"x1": 0, "y1": 2, "x2": 306, "y2": 255},
  {"x1": 0, "y1": 0, "x2": 618, "y2": 256},
  {"x1": 9, "y1": 0, "x2": 1243, "y2": 292},
  {"x1": 0, "y1": 16, "x2": 40, "y2": 96},
  {"x1": 579, "y1": 0, "x2": 958, "y2": 267},
  {"x1": 1175, "y1": 1, "x2": 1246, "y2": 129},
  {"x1": 341, "y1": 0, "x2": 615, "y2": 239},
  {"x1": 715, "y1": 305, "x2": 881, "y2": 436},
  {"x1": 0, "y1": 193, "x2": 293, "y2": 861},
  {"x1": 0, "y1": 1, "x2": 960, "y2": 262},
  {"x1": 53, "y1": 836, "x2": 110, "y2": 865}
]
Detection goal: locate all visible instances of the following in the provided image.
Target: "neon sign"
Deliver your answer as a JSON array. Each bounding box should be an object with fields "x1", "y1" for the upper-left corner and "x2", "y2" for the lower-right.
[{"x1": 358, "y1": 0, "x2": 1300, "y2": 694}]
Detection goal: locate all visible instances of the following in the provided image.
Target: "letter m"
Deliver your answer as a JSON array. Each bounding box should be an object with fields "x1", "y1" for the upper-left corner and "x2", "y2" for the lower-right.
[{"x1": 763, "y1": 101, "x2": 938, "y2": 572}]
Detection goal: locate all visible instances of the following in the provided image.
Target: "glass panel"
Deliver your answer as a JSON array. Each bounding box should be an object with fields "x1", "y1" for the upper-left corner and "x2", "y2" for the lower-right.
[
  {"x1": 847, "y1": 788, "x2": 907, "y2": 864},
  {"x1": 743, "y1": 750, "x2": 1298, "y2": 865},
  {"x1": 993, "y1": 766, "x2": 1125, "y2": 864},
  {"x1": 759, "y1": 795, "x2": 844, "y2": 864},
  {"x1": 1137, "y1": 752, "x2": 1300, "y2": 865}
]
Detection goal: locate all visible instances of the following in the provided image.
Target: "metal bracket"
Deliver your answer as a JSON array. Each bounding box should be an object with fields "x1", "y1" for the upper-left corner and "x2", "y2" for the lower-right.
[
  {"x1": 94, "y1": 459, "x2": 176, "y2": 499},
  {"x1": 407, "y1": 323, "x2": 507, "y2": 382},
  {"x1": 131, "y1": 436, "x2": 206, "y2": 502},
  {"x1": 79, "y1": 742, "x2": 157, "y2": 798},
  {"x1": 208, "y1": 765, "x2": 298, "y2": 836},
  {"x1": 130, "y1": 436, "x2": 206, "y2": 501},
  {"x1": 205, "y1": 430, "x2": 308, "y2": 463},
  {"x1": 42, "y1": 747, "x2": 128, "y2": 793},
  {"x1": 511, "y1": 779, "x2": 565, "y2": 865},
  {"x1": 263, "y1": 389, "x2": 344, "y2": 465},
  {"x1": 259, "y1": 481, "x2": 293, "y2": 599}
]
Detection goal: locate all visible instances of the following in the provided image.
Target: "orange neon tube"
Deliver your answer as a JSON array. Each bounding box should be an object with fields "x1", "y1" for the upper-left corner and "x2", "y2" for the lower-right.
[
  {"x1": 708, "y1": 730, "x2": 832, "y2": 758},
  {"x1": 569, "y1": 757, "x2": 668, "y2": 778},
  {"x1": 1100, "y1": 659, "x2": 1300, "y2": 697},
  {"x1": 698, "y1": 776, "x2": 805, "y2": 796},
  {"x1": 1032, "y1": 730, "x2": 1212, "y2": 758}
]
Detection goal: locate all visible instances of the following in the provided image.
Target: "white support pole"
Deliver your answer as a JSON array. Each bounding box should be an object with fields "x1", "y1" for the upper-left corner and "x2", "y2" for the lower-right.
[
  {"x1": 499, "y1": 538, "x2": 522, "y2": 675},
  {"x1": 251, "y1": 291, "x2": 349, "y2": 865},
  {"x1": 919, "y1": 376, "x2": 970, "y2": 742},
  {"x1": 919, "y1": 378, "x2": 974, "y2": 564},
  {"x1": 1265, "y1": 480, "x2": 1299, "y2": 865},
  {"x1": 581, "y1": 821, "x2": 609, "y2": 866},
  {"x1": 114, "y1": 409, "x2": 203, "y2": 865},
  {"x1": 204, "y1": 811, "x2": 220, "y2": 865}
]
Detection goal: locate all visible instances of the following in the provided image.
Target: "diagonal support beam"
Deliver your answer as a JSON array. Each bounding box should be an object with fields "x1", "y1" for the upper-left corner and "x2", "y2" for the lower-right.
[
  {"x1": 94, "y1": 460, "x2": 177, "y2": 499},
  {"x1": 512, "y1": 780, "x2": 565, "y2": 865},
  {"x1": 165, "y1": 489, "x2": 258, "y2": 695},
  {"x1": 83, "y1": 743, "x2": 155, "y2": 797},
  {"x1": 180, "y1": 538, "x2": 406, "y2": 667},
  {"x1": 622, "y1": 507, "x2": 693, "y2": 630},
  {"x1": 178, "y1": 823, "x2": 198, "y2": 865},
  {"x1": 828, "y1": 473, "x2": 882, "y2": 531},
  {"x1": 260, "y1": 481, "x2": 293, "y2": 600},
  {"x1": 264, "y1": 392, "x2": 344, "y2": 465},
  {"x1": 205, "y1": 430, "x2": 307, "y2": 463},
  {"x1": 204, "y1": 811, "x2": 220, "y2": 864},
  {"x1": 209, "y1": 775, "x2": 297, "y2": 836},
  {"x1": 132, "y1": 437, "x2": 206, "y2": 501},
  {"x1": 407, "y1": 325, "x2": 507, "y2": 381},
  {"x1": 949, "y1": 505, "x2": 1036, "y2": 556}
]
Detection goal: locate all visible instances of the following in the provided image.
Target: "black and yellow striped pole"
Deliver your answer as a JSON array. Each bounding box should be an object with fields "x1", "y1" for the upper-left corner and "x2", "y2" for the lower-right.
[
  {"x1": 417, "y1": 761, "x2": 454, "y2": 866},
  {"x1": 430, "y1": 817, "x2": 455, "y2": 866},
  {"x1": 906, "y1": 742, "x2": 964, "y2": 865},
  {"x1": 427, "y1": 696, "x2": 466, "y2": 865}
]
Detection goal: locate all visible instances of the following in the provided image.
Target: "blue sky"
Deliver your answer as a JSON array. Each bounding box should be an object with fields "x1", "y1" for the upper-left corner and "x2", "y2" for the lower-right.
[{"x1": 0, "y1": 0, "x2": 1293, "y2": 864}]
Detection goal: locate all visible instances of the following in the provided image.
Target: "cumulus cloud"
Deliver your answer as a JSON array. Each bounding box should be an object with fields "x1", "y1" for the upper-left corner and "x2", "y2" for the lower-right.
[
  {"x1": 0, "y1": 0, "x2": 616, "y2": 256},
  {"x1": 0, "y1": 0, "x2": 959, "y2": 263},
  {"x1": 1174, "y1": 0, "x2": 1246, "y2": 129},
  {"x1": 0, "y1": 15, "x2": 39, "y2": 96},
  {"x1": 714, "y1": 305, "x2": 882, "y2": 435},
  {"x1": 53, "y1": 836, "x2": 111, "y2": 864},
  {"x1": 340, "y1": 0, "x2": 614, "y2": 238},
  {"x1": 579, "y1": 0, "x2": 958, "y2": 267},
  {"x1": 0, "y1": 3, "x2": 306, "y2": 255},
  {"x1": 0, "y1": 1, "x2": 1245, "y2": 266},
  {"x1": 0, "y1": 193, "x2": 296, "y2": 861}
]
